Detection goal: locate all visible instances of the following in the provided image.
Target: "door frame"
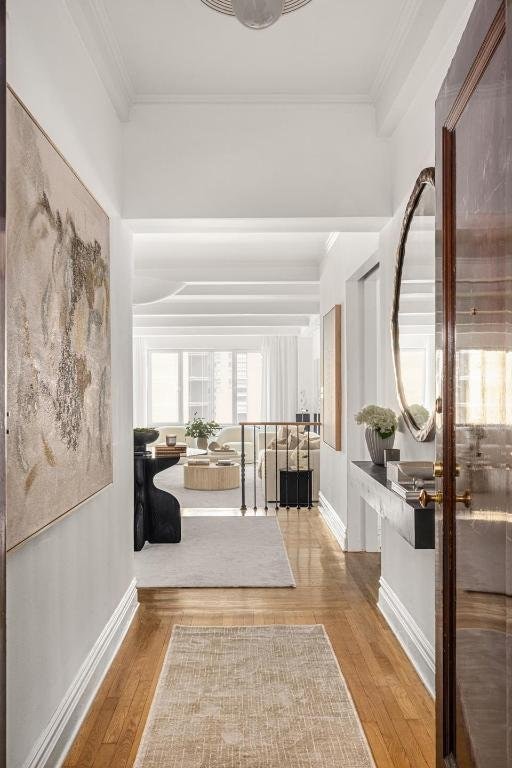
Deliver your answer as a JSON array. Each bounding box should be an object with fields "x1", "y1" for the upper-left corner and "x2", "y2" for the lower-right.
[
  {"x1": 345, "y1": 253, "x2": 385, "y2": 551},
  {"x1": 435, "y1": 1, "x2": 508, "y2": 765}
]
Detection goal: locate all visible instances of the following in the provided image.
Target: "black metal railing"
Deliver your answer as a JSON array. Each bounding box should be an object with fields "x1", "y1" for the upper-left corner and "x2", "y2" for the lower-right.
[{"x1": 239, "y1": 421, "x2": 320, "y2": 513}]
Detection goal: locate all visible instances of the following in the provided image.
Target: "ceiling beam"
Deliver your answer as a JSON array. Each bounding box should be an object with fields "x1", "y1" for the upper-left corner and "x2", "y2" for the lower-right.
[
  {"x1": 134, "y1": 264, "x2": 320, "y2": 282},
  {"x1": 176, "y1": 281, "x2": 320, "y2": 297},
  {"x1": 133, "y1": 326, "x2": 304, "y2": 337},
  {"x1": 133, "y1": 314, "x2": 311, "y2": 328},
  {"x1": 133, "y1": 299, "x2": 319, "y2": 316},
  {"x1": 127, "y1": 217, "x2": 389, "y2": 235}
]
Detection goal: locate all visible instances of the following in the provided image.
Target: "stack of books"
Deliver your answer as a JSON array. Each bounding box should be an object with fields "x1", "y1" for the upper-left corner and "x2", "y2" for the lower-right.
[
  {"x1": 216, "y1": 459, "x2": 235, "y2": 466},
  {"x1": 188, "y1": 458, "x2": 210, "y2": 466},
  {"x1": 154, "y1": 443, "x2": 187, "y2": 457}
]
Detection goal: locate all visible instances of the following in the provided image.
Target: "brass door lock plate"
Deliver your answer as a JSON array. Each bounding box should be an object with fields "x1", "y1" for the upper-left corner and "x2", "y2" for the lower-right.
[{"x1": 432, "y1": 462, "x2": 460, "y2": 478}]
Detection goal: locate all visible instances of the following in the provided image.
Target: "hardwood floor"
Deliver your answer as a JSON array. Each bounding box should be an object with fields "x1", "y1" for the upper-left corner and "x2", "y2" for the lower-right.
[{"x1": 63, "y1": 508, "x2": 435, "y2": 768}]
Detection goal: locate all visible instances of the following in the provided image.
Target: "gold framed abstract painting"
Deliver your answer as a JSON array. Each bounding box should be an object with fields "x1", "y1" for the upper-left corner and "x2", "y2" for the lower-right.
[
  {"x1": 6, "y1": 89, "x2": 112, "y2": 550},
  {"x1": 321, "y1": 304, "x2": 342, "y2": 451}
]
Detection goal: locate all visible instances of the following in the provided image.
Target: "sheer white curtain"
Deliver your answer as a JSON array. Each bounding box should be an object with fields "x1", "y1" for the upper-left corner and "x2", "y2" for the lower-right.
[
  {"x1": 261, "y1": 336, "x2": 298, "y2": 421},
  {"x1": 133, "y1": 337, "x2": 147, "y2": 426}
]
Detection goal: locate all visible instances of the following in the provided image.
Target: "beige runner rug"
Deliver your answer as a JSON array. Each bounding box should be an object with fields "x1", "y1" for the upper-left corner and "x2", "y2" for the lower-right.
[{"x1": 135, "y1": 625, "x2": 374, "y2": 768}]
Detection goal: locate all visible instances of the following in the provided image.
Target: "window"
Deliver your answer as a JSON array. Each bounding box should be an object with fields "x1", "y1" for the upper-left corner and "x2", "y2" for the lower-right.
[
  {"x1": 149, "y1": 351, "x2": 180, "y2": 424},
  {"x1": 147, "y1": 350, "x2": 262, "y2": 426}
]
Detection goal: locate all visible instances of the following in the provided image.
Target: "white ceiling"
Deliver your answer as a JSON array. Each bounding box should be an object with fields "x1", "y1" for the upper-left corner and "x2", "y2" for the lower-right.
[
  {"x1": 132, "y1": 226, "x2": 331, "y2": 337},
  {"x1": 64, "y1": 0, "x2": 449, "y2": 336},
  {"x1": 107, "y1": 0, "x2": 402, "y2": 97},
  {"x1": 67, "y1": 0, "x2": 445, "y2": 119}
]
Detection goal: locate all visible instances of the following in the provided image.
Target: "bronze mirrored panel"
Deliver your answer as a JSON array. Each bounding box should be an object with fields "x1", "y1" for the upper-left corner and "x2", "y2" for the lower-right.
[{"x1": 392, "y1": 167, "x2": 436, "y2": 442}]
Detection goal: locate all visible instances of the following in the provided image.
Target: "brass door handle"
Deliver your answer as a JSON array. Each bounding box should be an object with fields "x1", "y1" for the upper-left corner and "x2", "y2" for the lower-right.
[
  {"x1": 419, "y1": 489, "x2": 443, "y2": 507},
  {"x1": 456, "y1": 490, "x2": 472, "y2": 508},
  {"x1": 418, "y1": 489, "x2": 472, "y2": 508}
]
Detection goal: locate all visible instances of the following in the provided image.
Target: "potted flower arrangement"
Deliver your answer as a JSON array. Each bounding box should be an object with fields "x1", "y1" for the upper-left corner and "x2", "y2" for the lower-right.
[
  {"x1": 354, "y1": 405, "x2": 398, "y2": 465},
  {"x1": 185, "y1": 413, "x2": 220, "y2": 450}
]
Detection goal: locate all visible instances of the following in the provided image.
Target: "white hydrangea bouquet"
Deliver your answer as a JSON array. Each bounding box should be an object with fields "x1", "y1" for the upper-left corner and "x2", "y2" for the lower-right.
[
  {"x1": 354, "y1": 405, "x2": 398, "y2": 438},
  {"x1": 354, "y1": 405, "x2": 398, "y2": 464}
]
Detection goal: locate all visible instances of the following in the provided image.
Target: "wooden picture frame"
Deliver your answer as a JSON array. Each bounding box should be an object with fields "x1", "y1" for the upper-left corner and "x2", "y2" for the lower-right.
[{"x1": 321, "y1": 305, "x2": 342, "y2": 451}]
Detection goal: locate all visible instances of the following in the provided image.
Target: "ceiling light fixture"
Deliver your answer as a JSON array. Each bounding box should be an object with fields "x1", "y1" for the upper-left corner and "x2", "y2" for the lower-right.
[{"x1": 201, "y1": 0, "x2": 312, "y2": 30}]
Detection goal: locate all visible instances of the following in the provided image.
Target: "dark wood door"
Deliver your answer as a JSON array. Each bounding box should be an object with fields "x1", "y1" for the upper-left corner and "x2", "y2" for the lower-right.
[
  {"x1": 435, "y1": 1, "x2": 511, "y2": 766},
  {"x1": 0, "y1": 1, "x2": 6, "y2": 765}
]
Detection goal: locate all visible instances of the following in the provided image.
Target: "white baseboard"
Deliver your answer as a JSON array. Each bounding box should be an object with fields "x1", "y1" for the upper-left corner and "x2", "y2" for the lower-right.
[
  {"x1": 318, "y1": 492, "x2": 347, "y2": 551},
  {"x1": 23, "y1": 578, "x2": 139, "y2": 768},
  {"x1": 378, "y1": 577, "x2": 435, "y2": 697}
]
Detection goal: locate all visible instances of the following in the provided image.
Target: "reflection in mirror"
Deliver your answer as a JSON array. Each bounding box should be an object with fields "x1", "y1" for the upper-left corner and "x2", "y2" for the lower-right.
[
  {"x1": 399, "y1": 182, "x2": 436, "y2": 428},
  {"x1": 392, "y1": 167, "x2": 436, "y2": 441}
]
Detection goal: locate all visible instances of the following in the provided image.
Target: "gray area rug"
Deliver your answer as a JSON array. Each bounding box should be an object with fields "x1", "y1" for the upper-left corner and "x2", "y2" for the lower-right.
[
  {"x1": 135, "y1": 516, "x2": 296, "y2": 587},
  {"x1": 134, "y1": 625, "x2": 375, "y2": 768},
  {"x1": 154, "y1": 462, "x2": 265, "y2": 509}
]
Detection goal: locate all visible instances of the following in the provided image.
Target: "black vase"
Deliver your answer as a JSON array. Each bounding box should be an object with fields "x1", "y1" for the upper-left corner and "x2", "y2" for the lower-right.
[{"x1": 134, "y1": 429, "x2": 159, "y2": 454}]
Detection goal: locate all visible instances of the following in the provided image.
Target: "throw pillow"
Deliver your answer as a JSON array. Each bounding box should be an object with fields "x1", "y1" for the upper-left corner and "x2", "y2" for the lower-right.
[
  {"x1": 288, "y1": 431, "x2": 299, "y2": 450},
  {"x1": 298, "y1": 435, "x2": 321, "y2": 450}
]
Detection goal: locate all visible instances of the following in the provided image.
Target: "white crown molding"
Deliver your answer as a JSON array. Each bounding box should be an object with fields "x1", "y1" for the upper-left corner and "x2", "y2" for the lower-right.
[
  {"x1": 324, "y1": 232, "x2": 340, "y2": 254},
  {"x1": 375, "y1": 0, "x2": 475, "y2": 137},
  {"x1": 378, "y1": 577, "x2": 435, "y2": 696},
  {"x1": 22, "y1": 579, "x2": 138, "y2": 768},
  {"x1": 318, "y1": 492, "x2": 347, "y2": 551},
  {"x1": 132, "y1": 93, "x2": 372, "y2": 106},
  {"x1": 64, "y1": 0, "x2": 134, "y2": 121},
  {"x1": 369, "y1": 0, "x2": 424, "y2": 101}
]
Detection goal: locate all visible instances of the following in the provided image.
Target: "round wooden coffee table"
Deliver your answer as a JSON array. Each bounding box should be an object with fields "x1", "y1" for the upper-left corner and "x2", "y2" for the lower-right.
[{"x1": 184, "y1": 463, "x2": 240, "y2": 491}]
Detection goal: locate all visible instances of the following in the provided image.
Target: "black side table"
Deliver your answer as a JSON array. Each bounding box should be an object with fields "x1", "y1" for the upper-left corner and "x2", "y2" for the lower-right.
[
  {"x1": 134, "y1": 453, "x2": 181, "y2": 551},
  {"x1": 279, "y1": 469, "x2": 313, "y2": 508}
]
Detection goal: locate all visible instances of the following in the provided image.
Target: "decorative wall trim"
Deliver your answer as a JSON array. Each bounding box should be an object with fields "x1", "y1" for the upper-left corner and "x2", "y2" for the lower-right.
[
  {"x1": 22, "y1": 579, "x2": 138, "y2": 768},
  {"x1": 378, "y1": 576, "x2": 435, "y2": 696},
  {"x1": 318, "y1": 491, "x2": 347, "y2": 551}
]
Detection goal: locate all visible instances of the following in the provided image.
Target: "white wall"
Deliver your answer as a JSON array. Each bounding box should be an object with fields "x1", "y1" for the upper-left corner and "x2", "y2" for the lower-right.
[
  {"x1": 123, "y1": 102, "x2": 390, "y2": 219},
  {"x1": 7, "y1": 2, "x2": 134, "y2": 766},
  {"x1": 319, "y1": 232, "x2": 379, "y2": 536},
  {"x1": 319, "y1": 2, "x2": 474, "y2": 657}
]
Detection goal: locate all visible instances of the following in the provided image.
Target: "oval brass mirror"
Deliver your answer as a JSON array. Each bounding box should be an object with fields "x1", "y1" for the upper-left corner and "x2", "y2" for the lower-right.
[{"x1": 391, "y1": 167, "x2": 436, "y2": 442}]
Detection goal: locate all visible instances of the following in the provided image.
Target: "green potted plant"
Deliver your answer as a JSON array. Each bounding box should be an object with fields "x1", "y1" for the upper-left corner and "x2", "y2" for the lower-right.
[
  {"x1": 185, "y1": 413, "x2": 220, "y2": 450},
  {"x1": 354, "y1": 405, "x2": 398, "y2": 465},
  {"x1": 134, "y1": 426, "x2": 159, "y2": 454}
]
